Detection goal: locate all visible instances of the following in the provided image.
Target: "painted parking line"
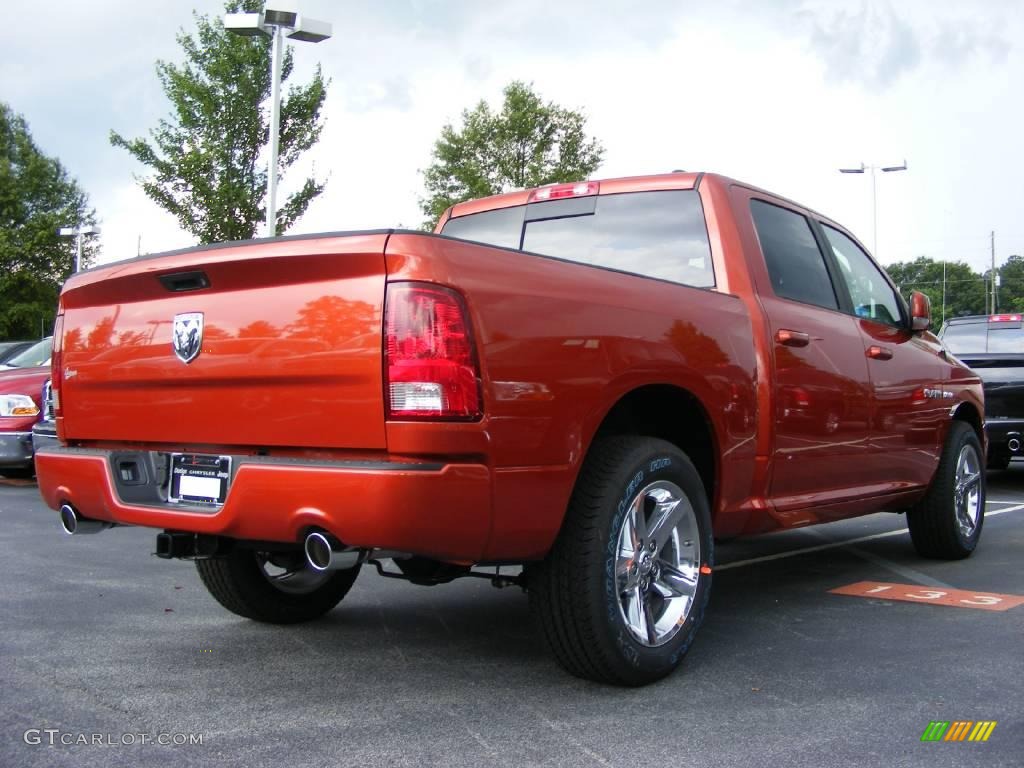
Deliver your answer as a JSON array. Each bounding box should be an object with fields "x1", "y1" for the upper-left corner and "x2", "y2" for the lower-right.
[
  {"x1": 830, "y1": 581, "x2": 1024, "y2": 612},
  {"x1": 716, "y1": 502, "x2": 1024, "y2": 571}
]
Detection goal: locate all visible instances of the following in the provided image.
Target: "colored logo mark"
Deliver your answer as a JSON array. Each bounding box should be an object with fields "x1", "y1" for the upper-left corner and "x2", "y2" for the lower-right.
[{"x1": 921, "y1": 721, "x2": 997, "y2": 742}]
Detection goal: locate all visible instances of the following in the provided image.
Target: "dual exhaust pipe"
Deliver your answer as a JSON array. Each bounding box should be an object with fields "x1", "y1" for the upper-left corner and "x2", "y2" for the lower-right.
[
  {"x1": 60, "y1": 503, "x2": 359, "y2": 573},
  {"x1": 304, "y1": 530, "x2": 361, "y2": 572},
  {"x1": 59, "y1": 504, "x2": 112, "y2": 535}
]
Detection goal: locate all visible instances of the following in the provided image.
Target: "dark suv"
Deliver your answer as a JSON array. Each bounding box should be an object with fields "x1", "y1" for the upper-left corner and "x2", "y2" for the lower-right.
[{"x1": 941, "y1": 314, "x2": 1024, "y2": 469}]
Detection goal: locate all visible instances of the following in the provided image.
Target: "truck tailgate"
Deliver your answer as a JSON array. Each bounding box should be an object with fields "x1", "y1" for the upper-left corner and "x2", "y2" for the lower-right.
[{"x1": 57, "y1": 233, "x2": 389, "y2": 449}]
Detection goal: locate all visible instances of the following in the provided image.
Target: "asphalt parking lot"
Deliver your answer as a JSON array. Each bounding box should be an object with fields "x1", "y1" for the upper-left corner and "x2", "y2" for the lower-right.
[{"x1": 1, "y1": 468, "x2": 1022, "y2": 767}]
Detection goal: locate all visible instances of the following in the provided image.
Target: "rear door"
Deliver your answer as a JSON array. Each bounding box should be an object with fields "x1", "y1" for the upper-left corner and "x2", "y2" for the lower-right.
[
  {"x1": 743, "y1": 195, "x2": 875, "y2": 512},
  {"x1": 818, "y1": 223, "x2": 948, "y2": 488}
]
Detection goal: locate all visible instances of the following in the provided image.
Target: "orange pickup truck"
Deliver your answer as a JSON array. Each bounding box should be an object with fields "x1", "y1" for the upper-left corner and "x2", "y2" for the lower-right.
[{"x1": 36, "y1": 172, "x2": 986, "y2": 685}]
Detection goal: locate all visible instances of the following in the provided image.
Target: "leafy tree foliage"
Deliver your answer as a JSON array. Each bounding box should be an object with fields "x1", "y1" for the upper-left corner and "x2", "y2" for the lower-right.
[
  {"x1": 994, "y1": 254, "x2": 1024, "y2": 313},
  {"x1": 420, "y1": 81, "x2": 604, "y2": 228},
  {"x1": 0, "y1": 103, "x2": 96, "y2": 340},
  {"x1": 885, "y1": 255, "x2": 1009, "y2": 326},
  {"x1": 110, "y1": 0, "x2": 327, "y2": 243}
]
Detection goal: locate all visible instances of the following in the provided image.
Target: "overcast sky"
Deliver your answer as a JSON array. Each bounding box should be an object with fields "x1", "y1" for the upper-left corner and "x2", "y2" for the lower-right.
[{"x1": 4, "y1": 0, "x2": 1022, "y2": 273}]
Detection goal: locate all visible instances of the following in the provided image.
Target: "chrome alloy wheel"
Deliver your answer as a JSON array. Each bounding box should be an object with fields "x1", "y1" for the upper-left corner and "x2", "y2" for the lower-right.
[
  {"x1": 953, "y1": 444, "x2": 983, "y2": 539},
  {"x1": 256, "y1": 551, "x2": 333, "y2": 595},
  {"x1": 615, "y1": 480, "x2": 701, "y2": 647}
]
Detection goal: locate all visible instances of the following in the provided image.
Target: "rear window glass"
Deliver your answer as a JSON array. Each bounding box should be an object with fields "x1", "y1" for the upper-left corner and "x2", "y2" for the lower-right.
[
  {"x1": 441, "y1": 190, "x2": 714, "y2": 288},
  {"x1": 941, "y1": 323, "x2": 986, "y2": 353},
  {"x1": 989, "y1": 327, "x2": 1024, "y2": 352},
  {"x1": 943, "y1": 322, "x2": 1024, "y2": 353}
]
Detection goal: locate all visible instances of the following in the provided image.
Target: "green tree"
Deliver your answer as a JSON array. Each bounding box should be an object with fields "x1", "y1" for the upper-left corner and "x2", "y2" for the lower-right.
[
  {"x1": 110, "y1": 0, "x2": 327, "y2": 243},
  {"x1": 884, "y1": 256, "x2": 987, "y2": 326},
  {"x1": 994, "y1": 254, "x2": 1024, "y2": 313},
  {"x1": 0, "y1": 103, "x2": 97, "y2": 340},
  {"x1": 420, "y1": 81, "x2": 605, "y2": 228}
]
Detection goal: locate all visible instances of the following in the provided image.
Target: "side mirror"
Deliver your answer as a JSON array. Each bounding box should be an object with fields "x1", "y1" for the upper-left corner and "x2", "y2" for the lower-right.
[{"x1": 910, "y1": 291, "x2": 931, "y2": 332}]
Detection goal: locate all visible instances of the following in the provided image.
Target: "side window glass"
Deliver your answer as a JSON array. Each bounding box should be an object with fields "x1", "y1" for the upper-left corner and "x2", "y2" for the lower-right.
[
  {"x1": 821, "y1": 225, "x2": 903, "y2": 326},
  {"x1": 749, "y1": 200, "x2": 838, "y2": 310}
]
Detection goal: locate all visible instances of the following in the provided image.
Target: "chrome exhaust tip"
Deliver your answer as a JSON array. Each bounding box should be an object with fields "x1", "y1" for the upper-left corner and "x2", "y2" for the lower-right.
[
  {"x1": 1008, "y1": 438, "x2": 1021, "y2": 453},
  {"x1": 59, "y1": 504, "x2": 112, "y2": 535},
  {"x1": 304, "y1": 531, "x2": 360, "y2": 572}
]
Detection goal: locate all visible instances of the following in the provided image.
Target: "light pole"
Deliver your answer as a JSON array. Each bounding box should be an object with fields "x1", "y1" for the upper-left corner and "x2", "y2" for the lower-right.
[
  {"x1": 58, "y1": 224, "x2": 100, "y2": 272},
  {"x1": 224, "y1": 5, "x2": 332, "y2": 239},
  {"x1": 838, "y1": 160, "x2": 907, "y2": 258}
]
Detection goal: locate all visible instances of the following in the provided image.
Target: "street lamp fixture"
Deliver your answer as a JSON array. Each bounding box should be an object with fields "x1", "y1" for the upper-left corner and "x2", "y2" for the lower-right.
[
  {"x1": 58, "y1": 224, "x2": 100, "y2": 272},
  {"x1": 837, "y1": 160, "x2": 908, "y2": 258},
  {"x1": 224, "y1": 5, "x2": 332, "y2": 239}
]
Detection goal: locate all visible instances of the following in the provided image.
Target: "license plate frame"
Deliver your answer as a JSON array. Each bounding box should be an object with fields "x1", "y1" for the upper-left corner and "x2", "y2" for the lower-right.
[{"x1": 168, "y1": 453, "x2": 232, "y2": 506}]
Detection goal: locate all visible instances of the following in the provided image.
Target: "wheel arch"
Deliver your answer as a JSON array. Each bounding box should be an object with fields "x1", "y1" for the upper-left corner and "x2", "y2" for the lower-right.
[
  {"x1": 591, "y1": 384, "x2": 718, "y2": 511},
  {"x1": 951, "y1": 400, "x2": 984, "y2": 449}
]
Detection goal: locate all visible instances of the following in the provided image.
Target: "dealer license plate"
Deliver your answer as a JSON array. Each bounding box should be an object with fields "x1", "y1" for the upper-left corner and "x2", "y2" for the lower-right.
[{"x1": 168, "y1": 453, "x2": 232, "y2": 505}]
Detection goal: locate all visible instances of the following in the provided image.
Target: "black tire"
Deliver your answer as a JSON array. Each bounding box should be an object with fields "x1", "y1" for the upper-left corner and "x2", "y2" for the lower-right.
[
  {"x1": 986, "y1": 450, "x2": 1011, "y2": 471},
  {"x1": 529, "y1": 436, "x2": 713, "y2": 686},
  {"x1": 907, "y1": 422, "x2": 985, "y2": 559},
  {"x1": 195, "y1": 548, "x2": 359, "y2": 624}
]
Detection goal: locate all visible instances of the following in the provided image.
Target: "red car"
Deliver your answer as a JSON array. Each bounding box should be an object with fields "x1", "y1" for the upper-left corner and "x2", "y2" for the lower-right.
[
  {"x1": 0, "y1": 337, "x2": 51, "y2": 475},
  {"x1": 36, "y1": 173, "x2": 984, "y2": 685}
]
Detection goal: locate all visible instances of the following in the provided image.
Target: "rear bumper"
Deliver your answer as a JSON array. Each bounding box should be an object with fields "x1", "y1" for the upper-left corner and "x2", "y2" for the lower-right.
[
  {"x1": 34, "y1": 445, "x2": 492, "y2": 561},
  {"x1": 0, "y1": 430, "x2": 33, "y2": 468}
]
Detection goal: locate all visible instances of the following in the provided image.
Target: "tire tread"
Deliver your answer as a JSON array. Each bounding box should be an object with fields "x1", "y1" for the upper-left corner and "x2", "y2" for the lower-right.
[
  {"x1": 530, "y1": 436, "x2": 710, "y2": 685},
  {"x1": 907, "y1": 422, "x2": 984, "y2": 560},
  {"x1": 196, "y1": 551, "x2": 359, "y2": 624}
]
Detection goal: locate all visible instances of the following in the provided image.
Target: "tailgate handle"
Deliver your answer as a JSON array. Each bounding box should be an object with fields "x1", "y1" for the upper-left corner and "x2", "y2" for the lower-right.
[
  {"x1": 159, "y1": 270, "x2": 210, "y2": 292},
  {"x1": 775, "y1": 329, "x2": 810, "y2": 347}
]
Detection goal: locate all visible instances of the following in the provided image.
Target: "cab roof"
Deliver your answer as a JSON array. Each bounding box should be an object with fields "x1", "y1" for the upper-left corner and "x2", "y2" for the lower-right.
[{"x1": 443, "y1": 171, "x2": 839, "y2": 230}]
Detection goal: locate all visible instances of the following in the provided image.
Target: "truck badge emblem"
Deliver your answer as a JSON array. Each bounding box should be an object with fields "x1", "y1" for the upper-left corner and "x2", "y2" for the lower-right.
[{"x1": 172, "y1": 312, "x2": 204, "y2": 364}]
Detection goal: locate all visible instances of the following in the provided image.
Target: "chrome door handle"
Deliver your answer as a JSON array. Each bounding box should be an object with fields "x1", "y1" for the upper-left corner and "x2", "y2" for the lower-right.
[{"x1": 775, "y1": 329, "x2": 810, "y2": 347}]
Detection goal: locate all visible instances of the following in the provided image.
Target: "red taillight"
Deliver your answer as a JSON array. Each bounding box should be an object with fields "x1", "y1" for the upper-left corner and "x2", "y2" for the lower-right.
[
  {"x1": 528, "y1": 181, "x2": 599, "y2": 203},
  {"x1": 989, "y1": 314, "x2": 1022, "y2": 323},
  {"x1": 51, "y1": 314, "x2": 64, "y2": 418},
  {"x1": 384, "y1": 283, "x2": 482, "y2": 420}
]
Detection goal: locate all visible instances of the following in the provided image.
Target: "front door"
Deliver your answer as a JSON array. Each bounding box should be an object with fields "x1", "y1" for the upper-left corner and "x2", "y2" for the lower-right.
[
  {"x1": 746, "y1": 198, "x2": 875, "y2": 514},
  {"x1": 817, "y1": 223, "x2": 947, "y2": 488}
]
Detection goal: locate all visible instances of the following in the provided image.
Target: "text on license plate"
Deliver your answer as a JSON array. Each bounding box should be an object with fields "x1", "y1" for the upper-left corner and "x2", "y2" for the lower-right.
[{"x1": 169, "y1": 453, "x2": 232, "y2": 505}]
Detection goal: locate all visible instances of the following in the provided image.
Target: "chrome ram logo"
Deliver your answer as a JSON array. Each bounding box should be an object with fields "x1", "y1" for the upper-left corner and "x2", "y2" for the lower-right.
[{"x1": 172, "y1": 312, "x2": 204, "y2": 364}]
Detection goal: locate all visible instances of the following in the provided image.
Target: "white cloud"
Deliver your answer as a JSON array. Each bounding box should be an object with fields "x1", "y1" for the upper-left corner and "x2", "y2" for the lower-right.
[
  {"x1": 95, "y1": 184, "x2": 197, "y2": 262},
  {"x1": 4, "y1": 0, "x2": 1023, "y2": 273}
]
